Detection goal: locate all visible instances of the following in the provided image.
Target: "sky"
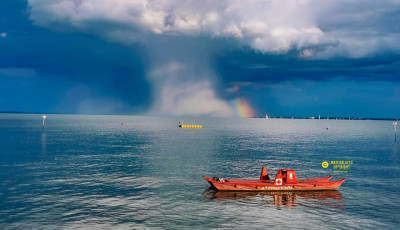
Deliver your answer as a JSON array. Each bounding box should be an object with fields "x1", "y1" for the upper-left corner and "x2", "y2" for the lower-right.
[{"x1": 1, "y1": 0, "x2": 400, "y2": 118}]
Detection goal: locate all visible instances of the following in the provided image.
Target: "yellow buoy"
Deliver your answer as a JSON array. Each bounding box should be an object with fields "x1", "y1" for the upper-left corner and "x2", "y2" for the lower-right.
[
  {"x1": 179, "y1": 124, "x2": 202, "y2": 128},
  {"x1": 178, "y1": 120, "x2": 202, "y2": 128}
]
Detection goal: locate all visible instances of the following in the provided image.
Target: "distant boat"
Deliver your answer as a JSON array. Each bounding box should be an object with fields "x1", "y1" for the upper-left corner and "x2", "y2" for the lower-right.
[{"x1": 265, "y1": 114, "x2": 269, "y2": 119}]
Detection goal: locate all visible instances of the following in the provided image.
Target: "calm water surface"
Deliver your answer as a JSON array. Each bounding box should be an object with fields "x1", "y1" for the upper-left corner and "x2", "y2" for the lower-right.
[{"x1": 0, "y1": 114, "x2": 399, "y2": 229}]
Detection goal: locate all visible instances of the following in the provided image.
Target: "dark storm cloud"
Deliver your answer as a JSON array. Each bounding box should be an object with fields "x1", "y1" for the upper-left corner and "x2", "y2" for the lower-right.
[
  {"x1": 1, "y1": 0, "x2": 400, "y2": 117},
  {"x1": 215, "y1": 50, "x2": 400, "y2": 85},
  {"x1": 25, "y1": 0, "x2": 400, "y2": 83},
  {"x1": 0, "y1": 0, "x2": 151, "y2": 113},
  {"x1": 312, "y1": 1, "x2": 400, "y2": 58},
  {"x1": 1, "y1": 32, "x2": 151, "y2": 113}
]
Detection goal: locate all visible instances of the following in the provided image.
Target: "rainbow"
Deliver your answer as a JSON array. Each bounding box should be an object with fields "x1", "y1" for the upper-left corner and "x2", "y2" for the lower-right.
[{"x1": 233, "y1": 98, "x2": 255, "y2": 118}]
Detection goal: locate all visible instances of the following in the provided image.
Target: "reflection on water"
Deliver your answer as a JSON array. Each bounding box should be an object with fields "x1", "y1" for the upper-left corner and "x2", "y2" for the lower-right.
[
  {"x1": 392, "y1": 143, "x2": 398, "y2": 165},
  {"x1": 204, "y1": 188, "x2": 345, "y2": 210},
  {"x1": 41, "y1": 132, "x2": 46, "y2": 156}
]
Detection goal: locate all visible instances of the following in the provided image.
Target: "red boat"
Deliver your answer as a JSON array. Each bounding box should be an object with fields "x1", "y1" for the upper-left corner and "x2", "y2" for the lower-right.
[{"x1": 204, "y1": 166, "x2": 346, "y2": 191}]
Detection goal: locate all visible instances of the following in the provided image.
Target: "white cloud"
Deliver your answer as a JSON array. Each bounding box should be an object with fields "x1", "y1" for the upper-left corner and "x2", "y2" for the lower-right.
[
  {"x1": 148, "y1": 61, "x2": 233, "y2": 116},
  {"x1": 27, "y1": 0, "x2": 335, "y2": 55},
  {"x1": 0, "y1": 32, "x2": 7, "y2": 38},
  {"x1": 28, "y1": 0, "x2": 400, "y2": 57},
  {"x1": 150, "y1": 61, "x2": 186, "y2": 80},
  {"x1": 151, "y1": 80, "x2": 233, "y2": 117},
  {"x1": 300, "y1": 49, "x2": 313, "y2": 58}
]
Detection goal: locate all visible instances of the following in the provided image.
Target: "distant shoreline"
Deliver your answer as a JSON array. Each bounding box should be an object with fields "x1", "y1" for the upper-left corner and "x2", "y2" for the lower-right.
[
  {"x1": 0, "y1": 111, "x2": 398, "y2": 121},
  {"x1": 257, "y1": 116, "x2": 399, "y2": 121}
]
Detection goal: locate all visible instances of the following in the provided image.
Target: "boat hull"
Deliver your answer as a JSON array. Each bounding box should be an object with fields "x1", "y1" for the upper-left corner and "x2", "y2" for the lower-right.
[{"x1": 204, "y1": 175, "x2": 345, "y2": 191}]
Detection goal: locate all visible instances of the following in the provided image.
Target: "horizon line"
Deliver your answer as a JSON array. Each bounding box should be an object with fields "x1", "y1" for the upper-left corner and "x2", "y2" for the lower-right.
[{"x1": 0, "y1": 111, "x2": 398, "y2": 121}]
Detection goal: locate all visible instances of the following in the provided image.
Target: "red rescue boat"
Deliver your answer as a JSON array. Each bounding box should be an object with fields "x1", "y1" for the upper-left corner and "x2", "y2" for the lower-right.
[{"x1": 204, "y1": 166, "x2": 346, "y2": 191}]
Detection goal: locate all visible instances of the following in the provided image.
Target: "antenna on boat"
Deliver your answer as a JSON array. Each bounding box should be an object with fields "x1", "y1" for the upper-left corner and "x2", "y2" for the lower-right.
[
  {"x1": 394, "y1": 121, "x2": 398, "y2": 142},
  {"x1": 42, "y1": 115, "x2": 47, "y2": 131}
]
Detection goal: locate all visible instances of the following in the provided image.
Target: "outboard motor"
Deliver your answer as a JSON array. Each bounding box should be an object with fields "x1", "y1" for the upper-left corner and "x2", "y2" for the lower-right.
[{"x1": 260, "y1": 166, "x2": 270, "y2": 180}]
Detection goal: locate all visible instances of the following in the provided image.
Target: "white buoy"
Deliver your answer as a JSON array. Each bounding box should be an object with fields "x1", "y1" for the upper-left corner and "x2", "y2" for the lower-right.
[
  {"x1": 42, "y1": 115, "x2": 47, "y2": 129},
  {"x1": 394, "y1": 121, "x2": 398, "y2": 142}
]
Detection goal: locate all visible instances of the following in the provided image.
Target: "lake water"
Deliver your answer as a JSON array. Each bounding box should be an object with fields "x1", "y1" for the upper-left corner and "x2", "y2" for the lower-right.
[{"x1": 0, "y1": 114, "x2": 399, "y2": 229}]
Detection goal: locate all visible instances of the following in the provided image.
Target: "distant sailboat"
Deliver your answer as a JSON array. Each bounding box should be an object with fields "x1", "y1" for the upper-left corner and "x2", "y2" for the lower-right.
[{"x1": 265, "y1": 114, "x2": 269, "y2": 119}]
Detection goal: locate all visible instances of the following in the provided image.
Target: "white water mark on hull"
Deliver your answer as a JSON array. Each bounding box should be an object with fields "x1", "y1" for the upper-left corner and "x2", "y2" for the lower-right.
[{"x1": 261, "y1": 186, "x2": 294, "y2": 190}]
